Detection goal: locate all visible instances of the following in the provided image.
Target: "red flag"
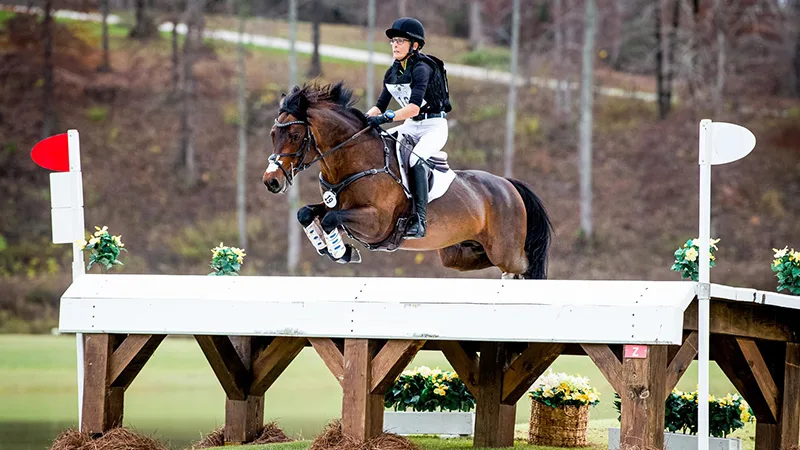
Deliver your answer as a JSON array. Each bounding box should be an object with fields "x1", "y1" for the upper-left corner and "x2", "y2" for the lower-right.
[{"x1": 31, "y1": 133, "x2": 69, "y2": 172}]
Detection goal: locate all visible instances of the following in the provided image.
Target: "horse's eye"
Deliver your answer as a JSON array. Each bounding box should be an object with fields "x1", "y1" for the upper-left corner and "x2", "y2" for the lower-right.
[{"x1": 290, "y1": 133, "x2": 300, "y2": 141}]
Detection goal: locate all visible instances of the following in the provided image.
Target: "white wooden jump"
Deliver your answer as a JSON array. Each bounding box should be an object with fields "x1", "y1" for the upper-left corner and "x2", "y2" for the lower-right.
[{"x1": 36, "y1": 119, "x2": 769, "y2": 449}]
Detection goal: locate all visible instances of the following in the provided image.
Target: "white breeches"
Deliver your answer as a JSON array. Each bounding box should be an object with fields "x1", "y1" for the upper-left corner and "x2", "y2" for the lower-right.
[{"x1": 393, "y1": 117, "x2": 449, "y2": 166}]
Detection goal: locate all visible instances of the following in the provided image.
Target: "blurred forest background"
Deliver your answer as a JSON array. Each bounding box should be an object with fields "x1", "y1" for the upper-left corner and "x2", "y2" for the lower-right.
[{"x1": 1, "y1": 0, "x2": 799, "y2": 333}]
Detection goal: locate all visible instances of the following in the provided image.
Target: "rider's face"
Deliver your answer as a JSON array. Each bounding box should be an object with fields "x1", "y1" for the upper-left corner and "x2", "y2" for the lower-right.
[{"x1": 390, "y1": 38, "x2": 413, "y2": 60}]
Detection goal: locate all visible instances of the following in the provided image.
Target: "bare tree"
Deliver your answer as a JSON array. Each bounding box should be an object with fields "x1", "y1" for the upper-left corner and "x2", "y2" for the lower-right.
[
  {"x1": 656, "y1": 0, "x2": 666, "y2": 118},
  {"x1": 237, "y1": 0, "x2": 249, "y2": 250},
  {"x1": 553, "y1": 0, "x2": 567, "y2": 117},
  {"x1": 469, "y1": 0, "x2": 485, "y2": 50},
  {"x1": 177, "y1": 0, "x2": 205, "y2": 187},
  {"x1": 98, "y1": 0, "x2": 111, "y2": 72},
  {"x1": 579, "y1": 0, "x2": 596, "y2": 239},
  {"x1": 713, "y1": 0, "x2": 726, "y2": 116},
  {"x1": 171, "y1": 14, "x2": 180, "y2": 92},
  {"x1": 367, "y1": 0, "x2": 376, "y2": 104},
  {"x1": 503, "y1": 0, "x2": 520, "y2": 178},
  {"x1": 129, "y1": 0, "x2": 157, "y2": 40},
  {"x1": 42, "y1": 0, "x2": 56, "y2": 139},
  {"x1": 791, "y1": 0, "x2": 800, "y2": 97},
  {"x1": 287, "y1": 0, "x2": 301, "y2": 275},
  {"x1": 398, "y1": 0, "x2": 407, "y2": 17},
  {"x1": 308, "y1": 0, "x2": 322, "y2": 78}
]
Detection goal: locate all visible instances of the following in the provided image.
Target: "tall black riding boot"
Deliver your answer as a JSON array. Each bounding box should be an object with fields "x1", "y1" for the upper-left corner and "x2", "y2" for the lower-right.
[{"x1": 406, "y1": 160, "x2": 429, "y2": 239}]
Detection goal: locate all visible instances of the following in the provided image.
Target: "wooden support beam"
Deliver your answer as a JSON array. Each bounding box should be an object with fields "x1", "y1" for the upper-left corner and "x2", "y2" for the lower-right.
[
  {"x1": 581, "y1": 344, "x2": 624, "y2": 394},
  {"x1": 712, "y1": 335, "x2": 777, "y2": 423},
  {"x1": 225, "y1": 336, "x2": 265, "y2": 444},
  {"x1": 109, "y1": 335, "x2": 166, "y2": 389},
  {"x1": 665, "y1": 331, "x2": 698, "y2": 399},
  {"x1": 370, "y1": 340, "x2": 425, "y2": 395},
  {"x1": 684, "y1": 301, "x2": 796, "y2": 342},
  {"x1": 737, "y1": 338, "x2": 780, "y2": 422},
  {"x1": 473, "y1": 342, "x2": 514, "y2": 448},
  {"x1": 196, "y1": 335, "x2": 250, "y2": 401},
  {"x1": 82, "y1": 334, "x2": 124, "y2": 434},
  {"x1": 342, "y1": 339, "x2": 383, "y2": 441},
  {"x1": 310, "y1": 338, "x2": 345, "y2": 387},
  {"x1": 502, "y1": 343, "x2": 564, "y2": 405},
  {"x1": 439, "y1": 341, "x2": 480, "y2": 397},
  {"x1": 780, "y1": 342, "x2": 800, "y2": 450},
  {"x1": 250, "y1": 337, "x2": 306, "y2": 396},
  {"x1": 619, "y1": 345, "x2": 667, "y2": 450}
]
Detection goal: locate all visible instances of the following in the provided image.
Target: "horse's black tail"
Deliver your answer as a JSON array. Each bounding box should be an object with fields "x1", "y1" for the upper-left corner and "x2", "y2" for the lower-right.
[{"x1": 506, "y1": 178, "x2": 552, "y2": 280}]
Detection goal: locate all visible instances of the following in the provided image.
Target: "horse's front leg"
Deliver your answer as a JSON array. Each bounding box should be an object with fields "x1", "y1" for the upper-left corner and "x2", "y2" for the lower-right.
[{"x1": 297, "y1": 203, "x2": 330, "y2": 256}]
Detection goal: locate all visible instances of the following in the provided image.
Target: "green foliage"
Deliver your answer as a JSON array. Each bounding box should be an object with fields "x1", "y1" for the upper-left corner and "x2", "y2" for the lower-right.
[
  {"x1": 771, "y1": 247, "x2": 800, "y2": 295},
  {"x1": 670, "y1": 238, "x2": 719, "y2": 281},
  {"x1": 81, "y1": 226, "x2": 126, "y2": 272},
  {"x1": 208, "y1": 242, "x2": 246, "y2": 276},
  {"x1": 528, "y1": 370, "x2": 600, "y2": 409},
  {"x1": 85, "y1": 105, "x2": 109, "y2": 122},
  {"x1": 614, "y1": 389, "x2": 754, "y2": 438},
  {"x1": 384, "y1": 366, "x2": 475, "y2": 412},
  {"x1": 459, "y1": 48, "x2": 511, "y2": 70}
]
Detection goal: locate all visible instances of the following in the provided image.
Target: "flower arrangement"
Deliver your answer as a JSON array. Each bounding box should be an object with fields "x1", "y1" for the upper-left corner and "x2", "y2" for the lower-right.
[
  {"x1": 771, "y1": 247, "x2": 800, "y2": 295},
  {"x1": 527, "y1": 370, "x2": 600, "y2": 409},
  {"x1": 670, "y1": 238, "x2": 720, "y2": 281},
  {"x1": 209, "y1": 242, "x2": 246, "y2": 276},
  {"x1": 384, "y1": 366, "x2": 475, "y2": 412},
  {"x1": 614, "y1": 389, "x2": 754, "y2": 438},
  {"x1": 80, "y1": 226, "x2": 126, "y2": 271}
]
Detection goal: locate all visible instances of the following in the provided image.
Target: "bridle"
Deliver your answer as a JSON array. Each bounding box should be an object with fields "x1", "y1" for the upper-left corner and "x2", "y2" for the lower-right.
[{"x1": 269, "y1": 117, "x2": 372, "y2": 185}]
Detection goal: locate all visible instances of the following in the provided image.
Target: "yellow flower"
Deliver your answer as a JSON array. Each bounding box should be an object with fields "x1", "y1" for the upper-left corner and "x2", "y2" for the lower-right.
[
  {"x1": 685, "y1": 248, "x2": 698, "y2": 262},
  {"x1": 741, "y1": 411, "x2": 751, "y2": 422},
  {"x1": 89, "y1": 237, "x2": 100, "y2": 246},
  {"x1": 93, "y1": 225, "x2": 108, "y2": 237},
  {"x1": 790, "y1": 250, "x2": 800, "y2": 262},
  {"x1": 774, "y1": 247, "x2": 788, "y2": 258},
  {"x1": 773, "y1": 259, "x2": 782, "y2": 267},
  {"x1": 433, "y1": 387, "x2": 447, "y2": 396},
  {"x1": 237, "y1": 256, "x2": 243, "y2": 264},
  {"x1": 77, "y1": 239, "x2": 88, "y2": 249}
]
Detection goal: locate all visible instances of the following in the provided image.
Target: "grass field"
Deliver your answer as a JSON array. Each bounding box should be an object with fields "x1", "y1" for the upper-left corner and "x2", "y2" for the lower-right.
[{"x1": 0, "y1": 334, "x2": 757, "y2": 450}]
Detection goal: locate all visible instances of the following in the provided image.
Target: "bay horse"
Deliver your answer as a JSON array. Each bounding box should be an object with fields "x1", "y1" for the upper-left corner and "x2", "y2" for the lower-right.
[{"x1": 262, "y1": 82, "x2": 552, "y2": 279}]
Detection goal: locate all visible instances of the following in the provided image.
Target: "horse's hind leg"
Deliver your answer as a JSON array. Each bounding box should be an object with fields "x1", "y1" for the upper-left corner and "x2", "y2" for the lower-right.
[{"x1": 438, "y1": 242, "x2": 494, "y2": 272}]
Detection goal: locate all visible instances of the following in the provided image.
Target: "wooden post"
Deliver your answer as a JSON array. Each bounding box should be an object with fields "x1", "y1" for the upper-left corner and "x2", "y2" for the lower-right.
[
  {"x1": 474, "y1": 342, "x2": 515, "y2": 448},
  {"x1": 342, "y1": 339, "x2": 383, "y2": 441},
  {"x1": 780, "y1": 342, "x2": 800, "y2": 450},
  {"x1": 82, "y1": 334, "x2": 124, "y2": 434},
  {"x1": 619, "y1": 345, "x2": 667, "y2": 450},
  {"x1": 225, "y1": 337, "x2": 264, "y2": 444}
]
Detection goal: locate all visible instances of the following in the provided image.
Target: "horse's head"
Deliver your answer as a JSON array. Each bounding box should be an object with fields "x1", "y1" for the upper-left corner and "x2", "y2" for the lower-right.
[{"x1": 263, "y1": 82, "x2": 366, "y2": 194}]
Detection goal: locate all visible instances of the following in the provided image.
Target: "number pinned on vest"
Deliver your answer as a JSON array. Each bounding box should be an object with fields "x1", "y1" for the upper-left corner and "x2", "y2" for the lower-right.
[{"x1": 323, "y1": 191, "x2": 337, "y2": 208}]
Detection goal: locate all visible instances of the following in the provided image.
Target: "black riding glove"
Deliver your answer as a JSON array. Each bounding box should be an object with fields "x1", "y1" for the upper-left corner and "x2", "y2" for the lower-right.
[{"x1": 366, "y1": 114, "x2": 391, "y2": 128}]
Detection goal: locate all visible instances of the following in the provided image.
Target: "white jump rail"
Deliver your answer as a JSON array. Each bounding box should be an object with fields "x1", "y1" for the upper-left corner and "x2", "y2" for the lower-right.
[{"x1": 58, "y1": 275, "x2": 696, "y2": 345}]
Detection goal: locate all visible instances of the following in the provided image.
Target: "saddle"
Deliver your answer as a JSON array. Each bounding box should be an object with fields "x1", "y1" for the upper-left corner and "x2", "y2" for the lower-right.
[{"x1": 339, "y1": 131, "x2": 455, "y2": 252}]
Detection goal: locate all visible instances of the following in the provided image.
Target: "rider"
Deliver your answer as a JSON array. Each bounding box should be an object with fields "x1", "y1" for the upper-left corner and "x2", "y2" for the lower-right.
[{"x1": 365, "y1": 17, "x2": 451, "y2": 239}]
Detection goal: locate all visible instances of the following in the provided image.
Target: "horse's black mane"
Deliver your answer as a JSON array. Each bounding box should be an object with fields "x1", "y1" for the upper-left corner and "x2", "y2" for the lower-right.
[{"x1": 279, "y1": 81, "x2": 367, "y2": 127}]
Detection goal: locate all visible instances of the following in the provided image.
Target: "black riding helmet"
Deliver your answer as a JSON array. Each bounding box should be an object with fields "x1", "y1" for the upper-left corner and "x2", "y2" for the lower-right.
[{"x1": 385, "y1": 17, "x2": 425, "y2": 49}]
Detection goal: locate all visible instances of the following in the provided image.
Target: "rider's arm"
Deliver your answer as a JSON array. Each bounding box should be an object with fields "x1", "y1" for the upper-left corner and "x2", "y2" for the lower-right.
[
  {"x1": 367, "y1": 69, "x2": 394, "y2": 116},
  {"x1": 386, "y1": 62, "x2": 431, "y2": 122}
]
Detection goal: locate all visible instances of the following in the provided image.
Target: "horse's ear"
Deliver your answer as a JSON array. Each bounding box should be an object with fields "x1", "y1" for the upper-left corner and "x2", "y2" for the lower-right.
[{"x1": 279, "y1": 93, "x2": 286, "y2": 109}]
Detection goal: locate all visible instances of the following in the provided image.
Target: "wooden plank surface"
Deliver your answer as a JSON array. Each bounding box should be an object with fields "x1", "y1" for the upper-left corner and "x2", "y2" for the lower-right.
[
  {"x1": 684, "y1": 301, "x2": 795, "y2": 342},
  {"x1": 82, "y1": 334, "x2": 120, "y2": 433},
  {"x1": 342, "y1": 339, "x2": 372, "y2": 441},
  {"x1": 474, "y1": 342, "x2": 514, "y2": 448},
  {"x1": 712, "y1": 335, "x2": 776, "y2": 422},
  {"x1": 225, "y1": 336, "x2": 264, "y2": 444}
]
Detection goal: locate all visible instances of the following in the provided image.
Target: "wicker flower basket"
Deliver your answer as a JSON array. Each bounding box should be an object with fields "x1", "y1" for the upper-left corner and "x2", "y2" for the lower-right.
[{"x1": 528, "y1": 398, "x2": 590, "y2": 447}]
